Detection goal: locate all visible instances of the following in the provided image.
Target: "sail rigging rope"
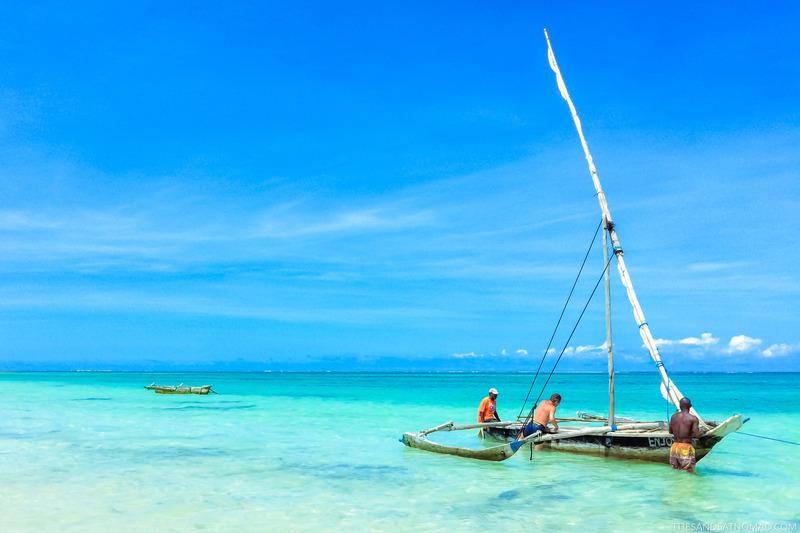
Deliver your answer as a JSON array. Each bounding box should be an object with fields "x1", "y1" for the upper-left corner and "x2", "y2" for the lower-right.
[
  {"x1": 665, "y1": 385, "x2": 671, "y2": 422},
  {"x1": 516, "y1": 219, "x2": 603, "y2": 420},
  {"x1": 520, "y1": 252, "x2": 615, "y2": 429},
  {"x1": 736, "y1": 432, "x2": 800, "y2": 446}
]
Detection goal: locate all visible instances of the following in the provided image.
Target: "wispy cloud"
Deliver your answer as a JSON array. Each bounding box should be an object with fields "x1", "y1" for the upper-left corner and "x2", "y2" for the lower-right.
[
  {"x1": 0, "y1": 285, "x2": 468, "y2": 326},
  {"x1": 761, "y1": 343, "x2": 796, "y2": 358},
  {"x1": 0, "y1": 210, "x2": 62, "y2": 230},
  {"x1": 255, "y1": 206, "x2": 437, "y2": 238},
  {"x1": 686, "y1": 262, "x2": 747, "y2": 273},
  {"x1": 452, "y1": 342, "x2": 606, "y2": 359},
  {"x1": 1, "y1": 128, "x2": 798, "y2": 368},
  {"x1": 450, "y1": 347, "x2": 537, "y2": 360}
]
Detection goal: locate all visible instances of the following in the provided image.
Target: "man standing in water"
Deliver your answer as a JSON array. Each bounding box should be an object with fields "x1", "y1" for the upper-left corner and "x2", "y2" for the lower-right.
[
  {"x1": 669, "y1": 397, "x2": 701, "y2": 472},
  {"x1": 477, "y1": 388, "x2": 500, "y2": 423}
]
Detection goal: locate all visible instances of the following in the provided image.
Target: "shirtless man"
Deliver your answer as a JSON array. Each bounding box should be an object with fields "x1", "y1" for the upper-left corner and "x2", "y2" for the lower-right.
[
  {"x1": 520, "y1": 393, "x2": 561, "y2": 438},
  {"x1": 668, "y1": 397, "x2": 701, "y2": 472}
]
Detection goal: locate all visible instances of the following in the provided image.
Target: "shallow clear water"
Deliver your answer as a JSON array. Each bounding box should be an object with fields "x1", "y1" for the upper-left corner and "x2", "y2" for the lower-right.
[{"x1": 0, "y1": 372, "x2": 797, "y2": 532}]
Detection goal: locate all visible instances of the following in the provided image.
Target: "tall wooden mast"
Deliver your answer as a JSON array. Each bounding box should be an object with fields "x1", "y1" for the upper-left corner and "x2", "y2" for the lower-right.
[
  {"x1": 543, "y1": 29, "x2": 703, "y2": 424},
  {"x1": 603, "y1": 223, "x2": 615, "y2": 425}
]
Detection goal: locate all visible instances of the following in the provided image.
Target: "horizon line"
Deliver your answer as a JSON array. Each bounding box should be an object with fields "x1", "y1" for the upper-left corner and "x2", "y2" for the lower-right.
[{"x1": 1, "y1": 369, "x2": 797, "y2": 374}]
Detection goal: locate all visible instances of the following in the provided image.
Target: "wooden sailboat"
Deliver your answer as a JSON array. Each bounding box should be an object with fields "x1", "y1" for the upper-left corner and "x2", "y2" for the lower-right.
[
  {"x1": 144, "y1": 383, "x2": 213, "y2": 395},
  {"x1": 402, "y1": 29, "x2": 743, "y2": 463},
  {"x1": 481, "y1": 417, "x2": 742, "y2": 463}
]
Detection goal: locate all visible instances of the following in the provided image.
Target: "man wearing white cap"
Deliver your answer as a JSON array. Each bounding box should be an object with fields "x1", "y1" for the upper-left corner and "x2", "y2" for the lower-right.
[{"x1": 477, "y1": 387, "x2": 501, "y2": 423}]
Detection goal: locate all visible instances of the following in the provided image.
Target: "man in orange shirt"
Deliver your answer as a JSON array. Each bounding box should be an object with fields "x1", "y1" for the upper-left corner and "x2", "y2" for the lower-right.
[
  {"x1": 521, "y1": 393, "x2": 561, "y2": 437},
  {"x1": 477, "y1": 388, "x2": 501, "y2": 423}
]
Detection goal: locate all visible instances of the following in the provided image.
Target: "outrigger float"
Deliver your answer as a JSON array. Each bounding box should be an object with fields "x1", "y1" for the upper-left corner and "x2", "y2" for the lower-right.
[
  {"x1": 144, "y1": 384, "x2": 214, "y2": 395},
  {"x1": 400, "y1": 29, "x2": 743, "y2": 464}
]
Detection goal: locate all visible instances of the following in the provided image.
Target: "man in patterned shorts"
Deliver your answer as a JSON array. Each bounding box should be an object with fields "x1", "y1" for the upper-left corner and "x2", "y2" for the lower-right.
[{"x1": 669, "y1": 397, "x2": 700, "y2": 472}]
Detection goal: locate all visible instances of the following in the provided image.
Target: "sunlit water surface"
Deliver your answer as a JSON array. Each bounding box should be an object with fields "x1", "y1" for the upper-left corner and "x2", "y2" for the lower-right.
[{"x1": 1, "y1": 372, "x2": 797, "y2": 532}]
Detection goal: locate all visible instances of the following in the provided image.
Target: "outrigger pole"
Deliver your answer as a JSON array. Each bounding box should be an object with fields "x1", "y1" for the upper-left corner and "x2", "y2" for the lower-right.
[{"x1": 543, "y1": 28, "x2": 704, "y2": 425}]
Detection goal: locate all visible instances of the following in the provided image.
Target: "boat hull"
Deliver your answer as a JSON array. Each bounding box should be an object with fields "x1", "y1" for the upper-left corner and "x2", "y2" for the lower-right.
[
  {"x1": 144, "y1": 385, "x2": 212, "y2": 395},
  {"x1": 483, "y1": 414, "x2": 742, "y2": 464}
]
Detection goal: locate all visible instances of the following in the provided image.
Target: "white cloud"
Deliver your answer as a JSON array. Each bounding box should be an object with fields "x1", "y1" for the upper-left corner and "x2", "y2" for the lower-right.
[
  {"x1": 516, "y1": 348, "x2": 528, "y2": 356},
  {"x1": 679, "y1": 333, "x2": 719, "y2": 347},
  {"x1": 556, "y1": 342, "x2": 607, "y2": 359},
  {"x1": 761, "y1": 343, "x2": 794, "y2": 358},
  {"x1": 652, "y1": 333, "x2": 718, "y2": 349},
  {"x1": 727, "y1": 335, "x2": 763, "y2": 354},
  {"x1": 500, "y1": 348, "x2": 508, "y2": 356},
  {"x1": 579, "y1": 341, "x2": 607, "y2": 353},
  {"x1": 452, "y1": 351, "x2": 478, "y2": 359},
  {"x1": 647, "y1": 332, "x2": 796, "y2": 360},
  {"x1": 653, "y1": 338, "x2": 675, "y2": 347}
]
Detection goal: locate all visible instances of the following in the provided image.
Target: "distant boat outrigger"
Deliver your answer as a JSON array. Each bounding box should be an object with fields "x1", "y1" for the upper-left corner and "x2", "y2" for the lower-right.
[
  {"x1": 401, "y1": 29, "x2": 743, "y2": 464},
  {"x1": 145, "y1": 383, "x2": 214, "y2": 395}
]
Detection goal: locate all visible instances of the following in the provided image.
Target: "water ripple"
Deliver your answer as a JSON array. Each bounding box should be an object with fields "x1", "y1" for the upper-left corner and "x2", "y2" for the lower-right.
[
  {"x1": 163, "y1": 404, "x2": 256, "y2": 411},
  {"x1": 72, "y1": 397, "x2": 113, "y2": 401}
]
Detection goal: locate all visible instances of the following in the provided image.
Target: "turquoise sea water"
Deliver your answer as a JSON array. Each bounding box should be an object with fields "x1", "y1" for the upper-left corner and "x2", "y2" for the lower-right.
[{"x1": 0, "y1": 372, "x2": 797, "y2": 532}]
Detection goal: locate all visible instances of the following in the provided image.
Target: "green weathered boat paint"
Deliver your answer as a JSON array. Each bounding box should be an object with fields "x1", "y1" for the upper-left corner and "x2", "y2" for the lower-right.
[{"x1": 144, "y1": 384, "x2": 212, "y2": 395}]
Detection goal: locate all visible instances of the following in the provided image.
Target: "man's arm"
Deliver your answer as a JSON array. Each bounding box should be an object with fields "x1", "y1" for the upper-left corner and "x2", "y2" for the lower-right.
[
  {"x1": 691, "y1": 416, "x2": 700, "y2": 438},
  {"x1": 669, "y1": 415, "x2": 676, "y2": 436},
  {"x1": 550, "y1": 406, "x2": 559, "y2": 430}
]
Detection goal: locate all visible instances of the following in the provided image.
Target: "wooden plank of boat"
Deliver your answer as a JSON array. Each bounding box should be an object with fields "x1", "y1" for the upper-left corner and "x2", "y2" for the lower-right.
[
  {"x1": 533, "y1": 422, "x2": 662, "y2": 443},
  {"x1": 574, "y1": 411, "x2": 636, "y2": 423},
  {"x1": 144, "y1": 384, "x2": 212, "y2": 395}
]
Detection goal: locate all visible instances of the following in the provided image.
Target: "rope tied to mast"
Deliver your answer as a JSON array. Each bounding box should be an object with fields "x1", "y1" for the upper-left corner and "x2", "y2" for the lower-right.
[
  {"x1": 516, "y1": 220, "x2": 604, "y2": 420},
  {"x1": 520, "y1": 252, "x2": 616, "y2": 429}
]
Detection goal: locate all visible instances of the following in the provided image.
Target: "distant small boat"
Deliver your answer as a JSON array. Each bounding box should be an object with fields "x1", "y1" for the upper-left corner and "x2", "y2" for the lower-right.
[{"x1": 144, "y1": 383, "x2": 213, "y2": 395}]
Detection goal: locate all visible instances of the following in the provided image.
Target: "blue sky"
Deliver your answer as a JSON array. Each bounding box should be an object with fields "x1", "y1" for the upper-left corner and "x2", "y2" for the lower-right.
[{"x1": 0, "y1": 1, "x2": 798, "y2": 371}]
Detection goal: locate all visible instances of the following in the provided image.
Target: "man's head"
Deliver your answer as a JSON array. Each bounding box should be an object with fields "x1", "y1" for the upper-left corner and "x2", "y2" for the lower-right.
[
  {"x1": 489, "y1": 387, "x2": 498, "y2": 399},
  {"x1": 679, "y1": 397, "x2": 692, "y2": 411},
  {"x1": 550, "y1": 393, "x2": 562, "y2": 406}
]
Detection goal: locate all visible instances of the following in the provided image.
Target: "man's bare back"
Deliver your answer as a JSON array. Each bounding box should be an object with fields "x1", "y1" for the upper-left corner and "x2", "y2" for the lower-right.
[
  {"x1": 669, "y1": 410, "x2": 699, "y2": 443},
  {"x1": 668, "y1": 397, "x2": 701, "y2": 471}
]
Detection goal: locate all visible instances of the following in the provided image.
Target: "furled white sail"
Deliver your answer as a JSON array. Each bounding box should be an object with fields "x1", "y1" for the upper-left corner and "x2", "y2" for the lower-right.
[{"x1": 543, "y1": 28, "x2": 704, "y2": 424}]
